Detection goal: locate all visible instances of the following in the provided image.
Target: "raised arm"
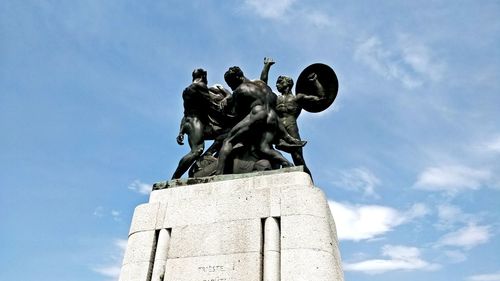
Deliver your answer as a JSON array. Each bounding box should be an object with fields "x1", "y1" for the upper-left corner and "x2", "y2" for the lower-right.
[
  {"x1": 296, "y1": 73, "x2": 327, "y2": 103},
  {"x1": 260, "y1": 57, "x2": 275, "y2": 84}
]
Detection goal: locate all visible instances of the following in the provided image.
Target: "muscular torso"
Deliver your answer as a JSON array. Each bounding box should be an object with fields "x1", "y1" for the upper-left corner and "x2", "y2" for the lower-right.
[
  {"x1": 182, "y1": 82, "x2": 210, "y2": 119},
  {"x1": 276, "y1": 94, "x2": 301, "y2": 119},
  {"x1": 233, "y1": 80, "x2": 276, "y2": 119}
]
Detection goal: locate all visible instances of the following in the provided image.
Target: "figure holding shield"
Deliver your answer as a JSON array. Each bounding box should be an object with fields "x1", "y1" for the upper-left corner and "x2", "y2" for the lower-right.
[{"x1": 261, "y1": 58, "x2": 338, "y2": 176}]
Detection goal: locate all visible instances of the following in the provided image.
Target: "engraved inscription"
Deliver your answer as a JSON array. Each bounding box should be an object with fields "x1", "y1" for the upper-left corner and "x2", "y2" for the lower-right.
[
  {"x1": 197, "y1": 265, "x2": 226, "y2": 273},
  {"x1": 197, "y1": 264, "x2": 234, "y2": 281}
]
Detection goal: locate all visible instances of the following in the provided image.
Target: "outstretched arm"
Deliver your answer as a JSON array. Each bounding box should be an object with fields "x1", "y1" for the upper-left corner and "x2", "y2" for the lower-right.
[{"x1": 260, "y1": 57, "x2": 275, "y2": 84}]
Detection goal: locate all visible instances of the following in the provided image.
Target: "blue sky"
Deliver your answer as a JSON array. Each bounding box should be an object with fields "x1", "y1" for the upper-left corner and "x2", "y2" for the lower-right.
[{"x1": 1, "y1": 1, "x2": 499, "y2": 280}]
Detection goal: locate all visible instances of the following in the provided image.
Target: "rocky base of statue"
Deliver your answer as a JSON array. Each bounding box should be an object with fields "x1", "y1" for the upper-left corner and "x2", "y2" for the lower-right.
[
  {"x1": 119, "y1": 167, "x2": 344, "y2": 281},
  {"x1": 187, "y1": 143, "x2": 293, "y2": 178}
]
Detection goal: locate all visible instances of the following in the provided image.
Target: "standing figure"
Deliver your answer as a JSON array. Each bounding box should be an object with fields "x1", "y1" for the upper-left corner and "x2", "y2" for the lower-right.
[
  {"x1": 172, "y1": 69, "x2": 231, "y2": 179},
  {"x1": 275, "y1": 74, "x2": 320, "y2": 175},
  {"x1": 261, "y1": 58, "x2": 325, "y2": 176}
]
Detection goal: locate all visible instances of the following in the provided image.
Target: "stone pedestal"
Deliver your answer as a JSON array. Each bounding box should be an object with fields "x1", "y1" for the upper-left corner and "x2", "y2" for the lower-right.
[{"x1": 119, "y1": 168, "x2": 344, "y2": 281}]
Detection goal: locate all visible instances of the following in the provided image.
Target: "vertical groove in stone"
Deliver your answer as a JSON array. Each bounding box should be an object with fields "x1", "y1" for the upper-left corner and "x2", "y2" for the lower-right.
[
  {"x1": 263, "y1": 217, "x2": 280, "y2": 281},
  {"x1": 151, "y1": 228, "x2": 171, "y2": 281},
  {"x1": 146, "y1": 230, "x2": 160, "y2": 281}
]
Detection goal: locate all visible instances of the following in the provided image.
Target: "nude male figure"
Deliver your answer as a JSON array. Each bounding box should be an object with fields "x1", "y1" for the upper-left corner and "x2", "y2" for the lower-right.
[
  {"x1": 172, "y1": 69, "x2": 231, "y2": 179},
  {"x1": 214, "y1": 66, "x2": 304, "y2": 175}
]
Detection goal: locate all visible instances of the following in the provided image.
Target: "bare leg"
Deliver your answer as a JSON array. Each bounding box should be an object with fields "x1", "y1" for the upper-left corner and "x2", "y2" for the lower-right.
[
  {"x1": 214, "y1": 111, "x2": 266, "y2": 175},
  {"x1": 286, "y1": 123, "x2": 311, "y2": 176},
  {"x1": 172, "y1": 117, "x2": 205, "y2": 179},
  {"x1": 259, "y1": 130, "x2": 292, "y2": 167}
]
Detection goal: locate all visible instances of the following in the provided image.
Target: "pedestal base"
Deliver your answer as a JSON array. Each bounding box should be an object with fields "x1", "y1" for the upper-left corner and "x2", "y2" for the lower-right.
[{"x1": 119, "y1": 168, "x2": 344, "y2": 281}]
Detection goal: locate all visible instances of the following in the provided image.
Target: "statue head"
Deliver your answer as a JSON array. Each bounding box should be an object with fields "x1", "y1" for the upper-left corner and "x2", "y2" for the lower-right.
[
  {"x1": 224, "y1": 66, "x2": 245, "y2": 90},
  {"x1": 192, "y1": 68, "x2": 207, "y2": 84},
  {"x1": 276, "y1": 75, "x2": 294, "y2": 94}
]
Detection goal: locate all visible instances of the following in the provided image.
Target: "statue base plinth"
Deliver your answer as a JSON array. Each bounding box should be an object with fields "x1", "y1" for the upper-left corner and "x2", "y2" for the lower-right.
[{"x1": 119, "y1": 168, "x2": 344, "y2": 281}]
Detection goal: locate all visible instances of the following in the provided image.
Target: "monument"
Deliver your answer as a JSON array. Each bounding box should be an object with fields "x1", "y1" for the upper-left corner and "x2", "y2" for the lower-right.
[{"x1": 119, "y1": 59, "x2": 343, "y2": 281}]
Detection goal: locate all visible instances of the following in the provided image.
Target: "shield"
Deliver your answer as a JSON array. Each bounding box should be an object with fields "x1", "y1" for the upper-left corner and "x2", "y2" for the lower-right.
[{"x1": 295, "y1": 63, "x2": 338, "y2": 113}]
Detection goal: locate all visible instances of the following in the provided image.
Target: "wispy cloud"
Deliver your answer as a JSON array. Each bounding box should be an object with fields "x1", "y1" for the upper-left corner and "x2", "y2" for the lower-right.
[
  {"x1": 329, "y1": 201, "x2": 429, "y2": 241},
  {"x1": 111, "y1": 210, "x2": 122, "y2": 222},
  {"x1": 398, "y1": 34, "x2": 445, "y2": 82},
  {"x1": 93, "y1": 266, "x2": 121, "y2": 280},
  {"x1": 483, "y1": 136, "x2": 500, "y2": 154},
  {"x1": 242, "y1": 0, "x2": 296, "y2": 19},
  {"x1": 128, "y1": 179, "x2": 152, "y2": 195},
  {"x1": 241, "y1": 0, "x2": 335, "y2": 28},
  {"x1": 92, "y1": 239, "x2": 127, "y2": 280},
  {"x1": 438, "y1": 224, "x2": 492, "y2": 250},
  {"x1": 437, "y1": 224, "x2": 492, "y2": 249},
  {"x1": 332, "y1": 167, "x2": 381, "y2": 198},
  {"x1": 344, "y1": 245, "x2": 440, "y2": 274},
  {"x1": 467, "y1": 271, "x2": 500, "y2": 281},
  {"x1": 414, "y1": 165, "x2": 491, "y2": 195},
  {"x1": 354, "y1": 35, "x2": 445, "y2": 89},
  {"x1": 435, "y1": 204, "x2": 466, "y2": 230},
  {"x1": 303, "y1": 10, "x2": 334, "y2": 28},
  {"x1": 443, "y1": 250, "x2": 467, "y2": 263},
  {"x1": 93, "y1": 206, "x2": 123, "y2": 222},
  {"x1": 93, "y1": 206, "x2": 104, "y2": 218}
]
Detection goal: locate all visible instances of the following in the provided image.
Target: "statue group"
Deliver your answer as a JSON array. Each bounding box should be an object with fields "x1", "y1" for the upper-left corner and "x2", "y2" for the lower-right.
[{"x1": 171, "y1": 58, "x2": 338, "y2": 179}]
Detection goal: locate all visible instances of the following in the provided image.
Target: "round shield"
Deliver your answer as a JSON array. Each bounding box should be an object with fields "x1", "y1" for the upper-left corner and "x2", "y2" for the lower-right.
[{"x1": 295, "y1": 63, "x2": 338, "y2": 113}]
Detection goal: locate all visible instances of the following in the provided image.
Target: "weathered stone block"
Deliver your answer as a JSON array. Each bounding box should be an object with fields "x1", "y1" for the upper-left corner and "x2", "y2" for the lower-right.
[
  {"x1": 281, "y1": 248, "x2": 341, "y2": 281},
  {"x1": 129, "y1": 203, "x2": 167, "y2": 235},
  {"x1": 164, "y1": 253, "x2": 262, "y2": 281},
  {"x1": 122, "y1": 230, "x2": 156, "y2": 265},
  {"x1": 281, "y1": 215, "x2": 336, "y2": 255},
  {"x1": 119, "y1": 261, "x2": 152, "y2": 281},
  {"x1": 168, "y1": 219, "x2": 262, "y2": 258},
  {"x1": 281, "y1": 186, "x2": 329, "y2": 217}
]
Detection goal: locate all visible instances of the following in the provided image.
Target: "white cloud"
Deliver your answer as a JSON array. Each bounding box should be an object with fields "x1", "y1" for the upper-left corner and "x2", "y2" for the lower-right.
[
  {"x1": 111, "y1": 210, "x2": 122, "y2": 222},
  {"x1": 93, "y1": 206, "x2": 104, "y2": 217},
  {"x1": 435, "y1": 204, "x2": 466, "y2": 230},
  {"x1": 128, "y1": 179, "x2": 152, "y2": 195},
  {"x1": 467, "y1": 272, "x2": 500, "y2": 281},
  {"x1": 399, "y1": 35, "x2": 445, "y2": 82},
  {"x1": 94, "y1": 207, "x2": 123, "y2": 222},
  {"x1": 344, "y1": 245, "x2": 440, "y2": 274},
  {"x1": 303, "y1": 10, "x2": 333, "y2": 28},
  {"x1": 414, "y1": 165, "x2": 491, "y2": 194},
  {"x1": 92, "y1": 239, "x2": 127, "y2": 280},
  {"x1": 93, "y1": 265, "x2": 121, "y2": 279},
  {"x1": 438, "y1": 224, "x2": 491, "y2": 250},
  {"x1": 406, "y1": 203, "x2": 431, "y2": 218},
  {"x1": 354, "y1": 36, "x2": 421, "y2": 88},
  {"x1": 434, "y1": 204, "x2": 483, "y2": 231},
  {"x1": 328, "y1": 201, "x2": 429, "y2": 241},
  {"x1": 483, "y1": 136, "x2": 500, "y2": 153},
  {"x1": 354, "y1": 35, "x2": 445, "y2": 89},
  {"x1": 444, "y1": 250, "x2": 467, "y2": 263},
  {"x1": 333, "y1": 167, "x2": 381, "y2": 198},
  {"x1": 243, "y1": 0, "x2": 296, "y2": 19},
  {"x1": 437, "y1": 204, "x2": 463, "y2": 222}
]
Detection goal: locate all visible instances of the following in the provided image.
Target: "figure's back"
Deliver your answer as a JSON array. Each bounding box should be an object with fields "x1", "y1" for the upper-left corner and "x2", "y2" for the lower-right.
[
  {"x1": 182, "y1": 81, "x2": 209, "y2": 117},
  {"x1": 234, "y1": 80, "x2": 277, "y2": 115}
]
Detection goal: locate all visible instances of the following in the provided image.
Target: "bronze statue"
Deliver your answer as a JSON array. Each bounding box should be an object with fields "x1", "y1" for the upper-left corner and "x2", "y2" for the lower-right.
[
  {"x1": 172, "y1": 69, "x2": 233, "y2": 179},
  {"x1": 171, "y1": 59, "x2": 338, "y2": 179},
  {"x1": 214, "y1": 66, "x2": 305, "y2": 175},
  {"x1": 261, "y1": 58, "x2": 332, "y2": 176}
]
